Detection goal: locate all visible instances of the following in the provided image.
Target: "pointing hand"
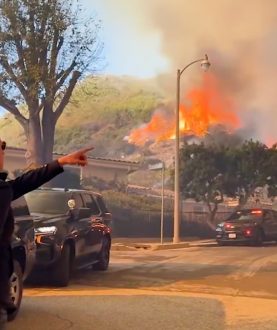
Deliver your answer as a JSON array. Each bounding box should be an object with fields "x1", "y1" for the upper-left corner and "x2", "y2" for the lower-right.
[{"x1": 57, "y1": 147, "x2": 94, "y2": 167}]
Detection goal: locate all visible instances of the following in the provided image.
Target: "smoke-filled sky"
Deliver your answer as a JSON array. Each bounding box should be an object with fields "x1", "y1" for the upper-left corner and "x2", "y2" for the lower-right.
[{"x1": 82, "y1": 0, "x2": 277, "y2": 144}]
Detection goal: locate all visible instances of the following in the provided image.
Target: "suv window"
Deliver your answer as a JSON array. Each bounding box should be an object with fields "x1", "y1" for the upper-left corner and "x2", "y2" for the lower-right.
[
  {"x1": 82, "y1": 194, "x2": 100, "y2": 215},
  {"x1": 12, "y1": 196, "x2": 30, "y2": 217},
  {"x1": 71, "y1": 193, "x2": 84, "y2": 209},
  {"x1": 95, "y1": 195, "x2": 108, "y2": 213},
  {"x1": 26, "y1": 191, "x2": 69, "y2": 214}
]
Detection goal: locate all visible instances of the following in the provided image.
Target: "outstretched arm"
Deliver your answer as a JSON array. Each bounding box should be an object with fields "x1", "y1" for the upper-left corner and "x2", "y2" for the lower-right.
[
  {"x1": 9, "y1": 160, "x2": 64, "y2": 200},
  {"x1": 9, "y1": 147, "x2": 93, "y2": 200}
]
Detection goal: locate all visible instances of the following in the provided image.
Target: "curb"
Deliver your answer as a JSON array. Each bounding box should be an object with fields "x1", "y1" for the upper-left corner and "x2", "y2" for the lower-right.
[
  {"x1": 150, "y1": 242, "x2": 190, "y2": 250},
  {"x1": 111, "y1": 244, "x2": 138, "y2": 251},
  {"x1": 111, "y1": 240, "x2": 217, "y2": 251}
]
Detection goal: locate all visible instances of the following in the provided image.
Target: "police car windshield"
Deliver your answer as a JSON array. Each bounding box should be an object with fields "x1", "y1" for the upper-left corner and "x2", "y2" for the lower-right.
[{"x1": 25, "y1": 191, "x2": 69, "y2": 214}]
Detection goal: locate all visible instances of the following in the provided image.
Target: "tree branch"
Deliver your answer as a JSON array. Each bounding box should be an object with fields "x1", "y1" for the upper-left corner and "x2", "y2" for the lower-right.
[
  {"x1": 55, "y1": 59, "x2": 77, "y2": 92},
  {"x1": 0, "y1": 55, "x2": 28, "y2": 101},
  {"x1": 54, "y1": 70, "x2": 81, "y2": 121},
  {"x1": 0, "y1": 95, "x2": 27, "y2": 127},
  {"x1": 49, "y1": 30, "x2": 62, "y2": 80}
]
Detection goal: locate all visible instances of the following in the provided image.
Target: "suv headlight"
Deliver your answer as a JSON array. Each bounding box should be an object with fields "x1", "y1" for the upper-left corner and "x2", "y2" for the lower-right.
[{"x1": 35, "y1": 226, "x2": 57, "y2": 235}]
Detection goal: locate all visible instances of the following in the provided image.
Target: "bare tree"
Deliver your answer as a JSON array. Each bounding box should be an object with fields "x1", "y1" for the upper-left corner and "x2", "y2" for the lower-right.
[{"x1": 0, "y1": 0, "x2": 102, "y2": 164}]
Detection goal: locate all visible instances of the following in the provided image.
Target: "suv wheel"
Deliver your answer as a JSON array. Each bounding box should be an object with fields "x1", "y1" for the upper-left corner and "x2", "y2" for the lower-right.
[
  {"x1": 8, "y1": 260, "x2": 23, "y2": 321},
  {"x1": 93, "y1": 237, "x2": 110, "y2": 271},
  {"x1": 51, "y1": 244, "x2": 71, "y2": 287}
]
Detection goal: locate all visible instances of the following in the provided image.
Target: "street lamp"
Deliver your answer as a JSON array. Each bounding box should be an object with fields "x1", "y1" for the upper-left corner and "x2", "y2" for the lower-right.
[
  {"x1": 173, "y1": 54, "x2": 211, "y2": 244},
  {"x1": 149, "y1": 161, "x2": 165, "y2": 244}
]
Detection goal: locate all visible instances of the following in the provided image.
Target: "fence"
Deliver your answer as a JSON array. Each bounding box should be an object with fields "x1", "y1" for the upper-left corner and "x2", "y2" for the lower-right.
[{"x1": 110, "y1": 206, "x2": 232, "y2": 238}]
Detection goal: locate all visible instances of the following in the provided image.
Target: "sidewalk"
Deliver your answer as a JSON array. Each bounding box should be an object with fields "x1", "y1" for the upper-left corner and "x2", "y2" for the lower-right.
[{"x1": 111, "y1": 237, "x2": 217, "y2": 251}]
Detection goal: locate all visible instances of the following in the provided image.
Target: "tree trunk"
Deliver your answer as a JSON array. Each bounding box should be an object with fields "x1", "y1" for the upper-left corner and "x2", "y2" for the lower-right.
[
  {"x1": 206, "y1": 203, "x2": 218, "y2": 230},
  {"x1": 26, "y1": 115, "x2": 43, "y2": 166},
  {"x1": 42, "y1": 110, "x2": 55, "y2": 164},
  {"x1": 237, "y1": 191, "x2": 251, "y2": 210}
]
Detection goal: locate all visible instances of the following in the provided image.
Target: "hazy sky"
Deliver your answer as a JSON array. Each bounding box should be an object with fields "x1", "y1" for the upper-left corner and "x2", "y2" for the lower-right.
[
  {"x1": 82, "y1": 0, "x2": 277, "y2": 143},
  {"x1": 82, "y1": 0, "x2": 170, "y2": 78},
  {"x1": 1, "y1": 0, "x2": 277, "y2": 143}
]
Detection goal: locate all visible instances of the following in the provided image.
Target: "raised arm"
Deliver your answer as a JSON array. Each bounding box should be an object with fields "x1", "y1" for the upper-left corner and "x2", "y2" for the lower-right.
[
  {"x1": 9, "y1": 160, "x2": 64, "y2": 200},
  {"x1": 9, "y1": 147, "x2": 93, "y2": 200}
]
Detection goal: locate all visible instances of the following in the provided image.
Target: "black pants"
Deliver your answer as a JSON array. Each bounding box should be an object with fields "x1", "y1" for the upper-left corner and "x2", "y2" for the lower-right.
[{"x1": 0, "y1": 245, "x2": 12, "y2": 309}]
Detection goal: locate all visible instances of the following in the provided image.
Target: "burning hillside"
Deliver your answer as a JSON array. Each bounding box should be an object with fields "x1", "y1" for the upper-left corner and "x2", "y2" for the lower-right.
[{"x1": 128, "y1": 73, "x2": 240, "y2": 146}]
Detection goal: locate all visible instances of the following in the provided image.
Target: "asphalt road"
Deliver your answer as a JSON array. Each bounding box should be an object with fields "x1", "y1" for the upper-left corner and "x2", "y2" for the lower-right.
[{"x1": 7, "y1": 242, "x2": 277, "y2": 330}]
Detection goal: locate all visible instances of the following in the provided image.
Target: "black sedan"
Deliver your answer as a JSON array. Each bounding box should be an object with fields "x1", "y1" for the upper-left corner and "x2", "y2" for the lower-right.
[{"x1": 216, "y1": 208, "x2": 277, "y2": 246}]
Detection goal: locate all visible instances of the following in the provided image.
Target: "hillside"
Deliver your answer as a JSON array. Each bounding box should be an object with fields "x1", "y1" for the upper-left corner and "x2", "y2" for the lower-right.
[{"x1": 0, "y1": 75, "x2": 172, "y2": 164}]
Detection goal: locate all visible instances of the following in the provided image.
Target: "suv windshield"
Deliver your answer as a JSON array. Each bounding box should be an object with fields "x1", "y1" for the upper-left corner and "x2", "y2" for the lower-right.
[
  {"x1": 228, "y1": 209, "x2": 264, "y2": 221},
  {"x1": 25, "y1": 191, "x2": 69, "y2": 214}
]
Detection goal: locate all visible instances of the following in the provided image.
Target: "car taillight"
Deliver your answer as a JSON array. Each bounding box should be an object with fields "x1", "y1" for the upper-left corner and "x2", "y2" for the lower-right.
[
  {"x1": 251, "y1": 210, "x2": 263, "y2": 215},
  {"x1": 244, "y1": 228, "x2": 253, "y2": 237},
  {"x1": 225, "y1": 223, "x2": 234, "y2": 229}
]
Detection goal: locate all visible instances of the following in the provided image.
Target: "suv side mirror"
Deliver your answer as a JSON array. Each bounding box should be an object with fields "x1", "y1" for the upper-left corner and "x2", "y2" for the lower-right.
[{"x1": 68, "y1": 199, "x2": 76, "y2": 209}]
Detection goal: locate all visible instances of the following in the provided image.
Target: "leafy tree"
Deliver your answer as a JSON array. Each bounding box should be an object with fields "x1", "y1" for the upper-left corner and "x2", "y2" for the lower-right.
[
  {"x1": 179, "y1": 143, "x2": 228, "y2": 227},
  {"x1": 225, "y1": 140, "x2": 271, "y2": 207},
  {"x1": 259, "y1": 143, "x2": 277, "y2": 200},
  {"x1": 178, "y1": 140, "x2": 277, "y2": 227},
  {"x1": 0, "y1": 0, "x2": 102, "y2": 164}
]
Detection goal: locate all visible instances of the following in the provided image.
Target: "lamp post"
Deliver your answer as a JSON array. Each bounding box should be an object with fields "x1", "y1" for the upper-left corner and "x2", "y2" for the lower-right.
[
  {"x1": 173, "y1": 54, "x2": 211, "y2": 244},
  {"x1": 149, "y1": 161, "x2": 165, "y2": 244}
]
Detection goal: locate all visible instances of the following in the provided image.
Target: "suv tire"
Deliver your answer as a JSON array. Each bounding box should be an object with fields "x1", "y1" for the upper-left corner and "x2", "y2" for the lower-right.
[
  {"x1": 8, "y1": 260, "x2": 23, "y2": 321},
  {"x1": 51, "y1": 244, "x2": 71, "y2": 287},
  {"x1": 93, "y1": 237, "x2": 110, "y2": 271}
]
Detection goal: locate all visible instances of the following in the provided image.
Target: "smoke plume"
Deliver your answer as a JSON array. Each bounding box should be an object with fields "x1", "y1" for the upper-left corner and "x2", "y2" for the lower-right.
[{"x1": 108, "y1": 0, "x2": 277, "y2": 144}]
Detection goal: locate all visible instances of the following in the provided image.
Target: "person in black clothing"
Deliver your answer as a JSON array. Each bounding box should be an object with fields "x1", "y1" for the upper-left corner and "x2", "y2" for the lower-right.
[{"x1": 0, "y1": 139, "x2": 93, "y2": 326}]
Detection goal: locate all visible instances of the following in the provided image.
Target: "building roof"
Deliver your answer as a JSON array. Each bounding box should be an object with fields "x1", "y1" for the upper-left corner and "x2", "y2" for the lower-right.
[{"x1": 6, "y1": 146, "x2": 140, "y2": 166}]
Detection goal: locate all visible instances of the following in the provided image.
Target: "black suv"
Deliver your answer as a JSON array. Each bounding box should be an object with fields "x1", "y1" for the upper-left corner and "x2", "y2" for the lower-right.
[
  {"x1": 10, "y1": 196, "x2": 36, "y2": 321},
  {"x1": 25, "y1": 188, "x2": 112, "y2": 286},
  {"x1": 216, "y1": 208, "x2": 277, "y2": 246}
]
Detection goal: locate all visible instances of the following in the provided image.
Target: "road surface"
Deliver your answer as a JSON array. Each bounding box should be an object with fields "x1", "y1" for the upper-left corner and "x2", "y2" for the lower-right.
[{"x1": 7, "y1": 242, "x2": 277, "y2": 330}]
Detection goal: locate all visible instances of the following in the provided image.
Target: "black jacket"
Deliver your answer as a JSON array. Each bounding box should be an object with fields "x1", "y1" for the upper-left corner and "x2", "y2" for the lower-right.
[{"x1": 0, "y1": 160, "x2": 64, "y2": 244}]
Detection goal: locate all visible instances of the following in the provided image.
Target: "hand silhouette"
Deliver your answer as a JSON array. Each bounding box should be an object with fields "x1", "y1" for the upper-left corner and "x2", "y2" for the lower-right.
[{"x1": 57, "y1": 147, "x2": 94, "y2": 167}]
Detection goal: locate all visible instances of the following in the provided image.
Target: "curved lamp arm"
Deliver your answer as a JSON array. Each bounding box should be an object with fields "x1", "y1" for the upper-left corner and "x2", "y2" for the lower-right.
[{"x1": 180, "y1": 54, "x2": 210, "y2": 75}]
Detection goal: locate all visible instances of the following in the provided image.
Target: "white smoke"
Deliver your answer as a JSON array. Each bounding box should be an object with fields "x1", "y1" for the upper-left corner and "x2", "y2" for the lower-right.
[{"x1": 102, "y1": 0, "x2": 277, "y2": 144}]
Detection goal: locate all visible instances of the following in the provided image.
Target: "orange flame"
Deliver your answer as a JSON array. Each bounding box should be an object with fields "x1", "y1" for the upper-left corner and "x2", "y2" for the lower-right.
[{"x1": 128, "y1": 73, "x2": 240, "y2": 146}]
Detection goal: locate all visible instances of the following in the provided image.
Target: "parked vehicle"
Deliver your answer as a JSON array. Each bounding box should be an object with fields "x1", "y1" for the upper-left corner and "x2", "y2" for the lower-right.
[
  {"x1": 25, "y1": 188, "x2": 112, "y2": 287},
  {"x1": 10, "y1": 196, "x2": 36, "y2": 321},
  {"x1": 216, "y1": 208, "x2": 277, "y2": 246}
]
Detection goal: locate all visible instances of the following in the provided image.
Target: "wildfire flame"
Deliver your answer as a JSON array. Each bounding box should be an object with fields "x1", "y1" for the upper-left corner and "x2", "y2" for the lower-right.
[{"x1": 128, "y1": 73, "x2": 240, "y2": 145}]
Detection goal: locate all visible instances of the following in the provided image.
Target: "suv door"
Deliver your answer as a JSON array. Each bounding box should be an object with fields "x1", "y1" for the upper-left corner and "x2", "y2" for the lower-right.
[
  {"x1": 82, "y1": 193, "x2": 103, "y2": 255},
  {"x1": 69, "y1": 193, "x2": 92, "y2": 267},
  {"x1": 94, "y1": 195, "x2": 113, "y2": 228}
]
